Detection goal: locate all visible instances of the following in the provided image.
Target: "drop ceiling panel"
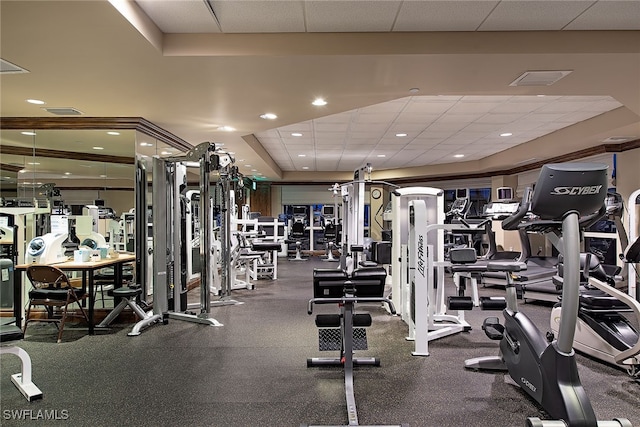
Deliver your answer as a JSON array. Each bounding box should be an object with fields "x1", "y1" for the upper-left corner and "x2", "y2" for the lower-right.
[
  {"x1": 136, "y1": 1, "x2": 219, "y2": 33},
  {"x1": 305, "y1": 0, "x2": 400, "y2": 32},
  {"x1": 565, "y1": 1, "x2": 640, "y2": 30},
  {"x1": 393, "y1": 1, "x2": 499, "y2": 31},
  {"x1": 209, "y1": 0, "x2": 306, "y2": 33},
  {"x1": 478, "y1": 1, "x2": 592, "y2": 31}
]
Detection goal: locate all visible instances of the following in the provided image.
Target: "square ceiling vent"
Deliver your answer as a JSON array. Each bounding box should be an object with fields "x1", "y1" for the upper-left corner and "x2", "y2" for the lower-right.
[
  {"x1": 43, "y1": 107, "x2": 83, "y2": 116},
  {"x1": 509, "y1": 70, "x2": 572, "y2": 87},
  {"x1": 1, "y1": 58, "x2": 29, "y2": 74}
]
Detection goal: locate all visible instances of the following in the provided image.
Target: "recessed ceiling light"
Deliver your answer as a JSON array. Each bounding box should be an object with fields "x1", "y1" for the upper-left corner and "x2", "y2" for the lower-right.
[
  {"x1": 107, "y1": 131, "x2": 120, "y2": 136},
  {"x1": 500, "y1": 132, "x2": 513, "y2": 137},
  {"x1": 100, "y1": 174, "x2": 107, "y2": 178},
  {"x1": 396, "y1": 133, "x2": 408, "y2": 137},
  {"x1": 291, "y1": 133, "x2": 303, "y2": 137},
  {"x1": 453, "y1": 154, "x2": 465, "y2": 158},
  {"x1": 26, "y1": 99, "x2": 45, "y2": 105},
  {"x1": 377, "y1": 154, "x2": 386, "y2": 158},
  {"x1": 218, "y1": 126, "x2": 236, "y2": 132},
  {"x1": 27, "y1": 162, "x2": 40, "y2": 165},
  {"x1": 312, "y1": 98, "x2": 327, "y2": 106},
  {"x1": 260, "y1": 113, "x2": 277, "y2": 120},
  {"x1": 161, "y1": 151, "x2": 172, "y2": 155},
  {"x1": 139, "y1": 142, "x2": 153, "y2": 147},
  {"x1": 245, "y1": 164, "x2": 252, "y2": 167},
  {"x1": 298, "y1": 154, "x2": 306, "y2": 157},
  {"x1": 64, "y1": 172, "x2": 72, "y2": 175},
  {"x1": 93, "y1": 146, "x2": 104, "y2": 150},
  {"x1": 21, "y1": 131, "x2": 36, "y2": 136},
  {"x1": 302, "y1": 166, "x2": 309, "y2": 170},
  {"x1": 19, "y1": 170, "x2": 27, "y2": 174}
]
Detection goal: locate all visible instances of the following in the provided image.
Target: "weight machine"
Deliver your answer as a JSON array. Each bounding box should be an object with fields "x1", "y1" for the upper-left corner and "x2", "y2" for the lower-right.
[{"x1": 129, "y1": 142, "x2": 227, "y2": 336}]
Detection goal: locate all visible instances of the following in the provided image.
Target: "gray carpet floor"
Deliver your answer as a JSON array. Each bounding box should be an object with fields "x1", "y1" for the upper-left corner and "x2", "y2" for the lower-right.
[{"x1": 1, "y1": 257, "x2": 639, "y2": 427}]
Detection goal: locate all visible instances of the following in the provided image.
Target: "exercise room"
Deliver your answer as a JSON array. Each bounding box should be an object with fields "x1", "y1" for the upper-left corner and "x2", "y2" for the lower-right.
[{"x1": 1, "y1": 1, "x2": 640, "y2": 426}]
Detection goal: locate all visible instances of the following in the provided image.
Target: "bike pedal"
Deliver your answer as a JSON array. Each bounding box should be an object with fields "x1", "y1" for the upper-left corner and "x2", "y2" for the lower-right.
[{"x1": 482, "y1": 317, "x2": 504, "y2": 340}]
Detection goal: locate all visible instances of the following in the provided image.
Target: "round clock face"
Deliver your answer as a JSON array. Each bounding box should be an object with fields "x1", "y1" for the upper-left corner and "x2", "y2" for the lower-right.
[{"x1": 371, "y1": 189, "x2": 382, "y2": 199}]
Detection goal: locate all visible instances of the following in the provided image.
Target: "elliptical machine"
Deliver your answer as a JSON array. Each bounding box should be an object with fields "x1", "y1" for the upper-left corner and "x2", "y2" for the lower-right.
[
  {"x1": 550, "y1": 235, "x2": 640, "y2": 378},
  {"x1": 465, "y1": 163, "x2": 632, "y2": 427}
]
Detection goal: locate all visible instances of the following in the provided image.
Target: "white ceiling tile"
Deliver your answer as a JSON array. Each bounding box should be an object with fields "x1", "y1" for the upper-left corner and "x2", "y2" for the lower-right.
[
  {"x1": 394, "y1": 113, "x2": 440, "y2": 124},
  {"x1": 360, "y1": 98, "x2": 410, "y2": 113},
  {"x1": 210, "y1": 0, "x2": 306, "y2": 33},
  {"x1": 404, "y1": 101, "x2": 456, "y2": 114},
  {"x1": 475, "y1": 113, "x2": 527, "y2": 124},
  {"x1": 314, "y1": 112, "x2": 354, "y2": 124},
  {"x1": 555, "y1": 111, "x2": 602, "y2": 123},
  {"x1": 537, "y1": 101, "x2": 599, "y2": 114},
  {"x1": 388, "y1": 123, "x2": 430, "y2": 133},
  {"x1": 394, "y1": 1, "x2": 498, "y2": 31},
  {"x1": 136, "y1": 1, "x2": 221, "y2": 33},
  {"x1": 526, "y1": 113, "x2": 567, "y2": 122},
  {"x1": 490, "y1": 102, "x2": 546, "y2": 114},
  {"x1": 314, "y1": 123, "x2": 350, "y2": 132},
  {"x1": 449, "y1": 102, "x2": 503, "y2": 114},
  {"x1": 479, "y1": 1, "x2": 592, "y2": 31},
  {"x1": 565, "y1": 0, "x2": 640, "y2": 30},
  {"x1": 305, "y1": 0, "x2": 400, "y2": 32},
  {"x1": 354, "y1": 113, "x2": 395, "y2": 124},
  {"x1": 435, "y1": 113, "x2": 484, "y2": 123},
  {"x1": 349, "y1": 123, "x2": 391, "y2": 133},
  {"x1": 316, "y1": 145, "x2": 346, "y2": 151},
  {"x1": 579, "y1": 99, "x2": 624, "y2": 112},
  {"x1": 278, "y1": 121, "x2": 313, "y2": 132}
]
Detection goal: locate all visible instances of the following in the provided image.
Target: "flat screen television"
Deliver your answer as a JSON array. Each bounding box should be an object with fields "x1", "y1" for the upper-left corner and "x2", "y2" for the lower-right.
[
  {"x1": 322, "y1": 205, "x2": 334, "y2": 216},
  {"x1": 496, "y1": 187, "x2": 513, "y2": 201},
  {"x1": 293, "y1": 206, "x2": 307, "y2": 216},
  {"x1": 455, "y1": 188, "x2": 469, "y2": 199}
]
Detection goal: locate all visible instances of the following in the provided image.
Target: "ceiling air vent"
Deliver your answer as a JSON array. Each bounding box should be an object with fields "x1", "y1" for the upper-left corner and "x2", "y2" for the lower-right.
[
  {"x1": 43, "y1": 107, "x2": 83, "y2": 116},
  {"x1": 509, "y1": 70, "x2": 572, "y2": 87},
  {"x1": 1, "y1": 58, "x2": 29, "y2": 74}
]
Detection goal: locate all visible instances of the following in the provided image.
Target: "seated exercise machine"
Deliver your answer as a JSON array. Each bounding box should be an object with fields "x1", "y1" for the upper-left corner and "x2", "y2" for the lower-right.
[
  {"x1": 305, "y1": 267, "x2": 407, "y2": 427},
  {"x1": 549, "y1": 236, "x2": 640, "y2": 378},
  {"x1": 286, "y1": 206, "x2": 309, "y2": 261},
  {"x1": 0, "y1": 323, "x2": 43, "y2": 401},
  {"x1": 465, "y1": 162, "x2": 632, "y2": 427}
]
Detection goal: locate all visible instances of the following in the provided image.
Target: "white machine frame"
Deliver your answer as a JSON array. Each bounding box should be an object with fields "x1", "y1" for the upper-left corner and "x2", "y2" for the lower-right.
[
  {"x1": 391, "y1": 187, "x2": 444, "y2": 319},
  {"x1": 407, "y1": 199, "x2": 484, "y2": 356}
]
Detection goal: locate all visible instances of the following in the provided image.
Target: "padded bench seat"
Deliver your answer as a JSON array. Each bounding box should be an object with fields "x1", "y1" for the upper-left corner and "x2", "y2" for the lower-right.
[{"x1": 250, "y1": 241, "x2": 282, "y2": 252}]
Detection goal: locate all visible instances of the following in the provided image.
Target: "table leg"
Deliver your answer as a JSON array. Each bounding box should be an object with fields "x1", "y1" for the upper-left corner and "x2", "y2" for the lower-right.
[
  {"x1": 88, "y1": 270, "x2": 94, "y2": 335},
  {"x1": 13, "y1": 269, "x2": 23, "y2": 328}
]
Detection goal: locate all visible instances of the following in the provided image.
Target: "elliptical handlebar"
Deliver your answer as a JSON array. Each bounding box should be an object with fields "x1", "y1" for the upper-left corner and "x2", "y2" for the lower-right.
[{"x1": 501, "y1": 187, "x2": 532, "y2": 230}]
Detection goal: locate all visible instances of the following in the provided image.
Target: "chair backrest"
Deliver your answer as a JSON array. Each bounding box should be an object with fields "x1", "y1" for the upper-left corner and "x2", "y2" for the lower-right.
[
  {"x1": 290, "y1": 221, "x2": 306, "y2": 238},
  {"x1": 26, "y1": 265, "x2": 71, "y2": 289}
]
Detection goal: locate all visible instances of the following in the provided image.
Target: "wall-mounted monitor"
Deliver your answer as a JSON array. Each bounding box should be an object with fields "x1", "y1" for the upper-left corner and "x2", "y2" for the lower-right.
[
  {"x1": 322, "y1": 205, "x2": 334, "y2": 217},
  {"x1": 455, "y1": 188, "x2": 469, "y2": 199},
  {"x1": 496, "y1": 187, "x2": 513, "y2": 201},
  {"x1": 293, "y1": 206, "x2": 307, "y2": 216}
]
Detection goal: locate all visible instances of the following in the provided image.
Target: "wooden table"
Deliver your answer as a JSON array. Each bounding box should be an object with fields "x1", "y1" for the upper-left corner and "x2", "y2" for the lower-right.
[{"x1": 14, "y1": 254, "x2": 136, "y2": 335}]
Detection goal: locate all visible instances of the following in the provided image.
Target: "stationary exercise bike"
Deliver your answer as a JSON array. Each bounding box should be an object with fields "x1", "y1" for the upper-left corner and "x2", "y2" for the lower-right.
[
  {"x1": 550, "y1": 236, "x2": 640, "y2": 378},
  {"x1": 465, "y1": 163, "x2": 632, "y2": 427}
]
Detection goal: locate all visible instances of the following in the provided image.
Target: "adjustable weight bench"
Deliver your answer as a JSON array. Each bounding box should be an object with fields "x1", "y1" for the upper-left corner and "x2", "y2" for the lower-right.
[{"x1": 0, "y1": 324, "x2": 43, "y2": 401}]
